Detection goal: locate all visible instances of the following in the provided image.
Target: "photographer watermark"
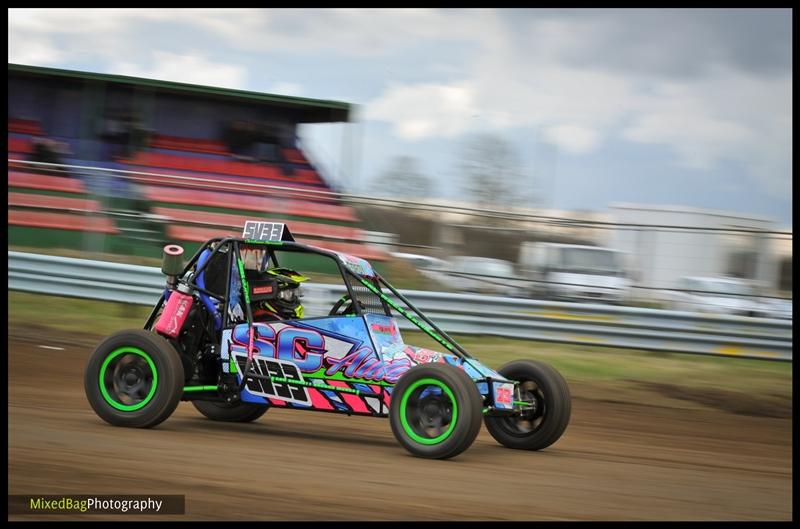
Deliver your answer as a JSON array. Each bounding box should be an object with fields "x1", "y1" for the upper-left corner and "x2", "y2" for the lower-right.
[{"x1": 8, "y1": 495, "x2": 185, "y2": 515}]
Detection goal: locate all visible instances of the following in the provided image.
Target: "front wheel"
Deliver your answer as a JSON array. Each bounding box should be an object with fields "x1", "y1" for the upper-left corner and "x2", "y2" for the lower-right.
[
  {"x1": 389, "y1": 363, "x2": 483, "y2": 459},
  {"x1": 84, "y1": 329, "x2": 185, "y2": 428},
  {"x1": 192, "y1": 400, "x2": 268, "y2": 422},
  {"x1": 484, "y1": 359, "x2": 571, "y2": 450}
]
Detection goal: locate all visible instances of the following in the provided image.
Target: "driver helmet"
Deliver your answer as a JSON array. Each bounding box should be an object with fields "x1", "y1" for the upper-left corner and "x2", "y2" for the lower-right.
[{"x1": 253, "y1": 267, "x2": 309, "y2": 320}]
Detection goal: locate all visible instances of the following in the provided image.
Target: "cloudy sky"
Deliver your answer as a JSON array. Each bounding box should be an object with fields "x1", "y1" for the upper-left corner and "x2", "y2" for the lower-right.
[{"x1": 8, "y1": 8, "x2": 793, "y2": 223}]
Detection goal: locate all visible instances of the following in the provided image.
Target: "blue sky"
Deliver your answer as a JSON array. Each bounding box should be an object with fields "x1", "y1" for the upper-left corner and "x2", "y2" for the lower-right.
[{"x1": 8, "y1": 8, "x2": 793, "y2": 224}]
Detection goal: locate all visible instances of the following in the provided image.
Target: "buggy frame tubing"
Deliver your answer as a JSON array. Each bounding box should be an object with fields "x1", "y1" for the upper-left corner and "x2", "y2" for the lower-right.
[
  {"x1": 370, "y1": 274, "x2": 475, "y2": 361},
  {"x1": 232, "y1": 240, "x2": 367, "y2": 392},
  {"x1": 144, "y1": 237, "x2": 226, "y2": 330}
]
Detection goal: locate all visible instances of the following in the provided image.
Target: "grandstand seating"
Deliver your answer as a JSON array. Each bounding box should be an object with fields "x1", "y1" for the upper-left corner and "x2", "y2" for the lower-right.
[
  {"x1": 8, "y1": 171, "x2": 86, "y2": 194},
  {"x1": 167, "y1": 224, "x2": 386, "y2": 261},
  {"x1": 8, "y1": 117, "x2": 385, "y2": 261},
  {"x1": 143, "y1": 187, "x2": 357, "y2": 222},
  {"x1": 8, "y1": 118, "x2": 43, "y2": 136},
  {"x1": 8, "y1": 209, "x2": 118, "y2": 234},
  {"x1": 8, "y1": 136, "x2": 33, "y2": 154},
  {"x1": 149, "y1": 134, "x2": 229, "y2": 155},
  {"x1": 8, "y1": 191, "x2": 100, "y2": 212},
  {"x1": 282, "y1": 148, "x2": 307, "y2": 164},
  {"x1": 153, "y1": 207, "x2": 362, "y2": 240},
  {"x1": 123, "y1": 151, "x2": 322, "y2": 185}
]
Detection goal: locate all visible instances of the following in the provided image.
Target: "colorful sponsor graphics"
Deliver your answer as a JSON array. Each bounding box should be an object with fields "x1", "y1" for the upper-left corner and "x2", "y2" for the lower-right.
[
  {"x1": 332, "y1": 251, "x2": 375, "y2": 277},
  {"x1": 403, "y1": 347, "x2": 444, "y2": 364},
  {"x1": 493, "y1": 382, "x2": 515, "y2": 410},
  {"x1": 365, "y1": 314, "x2": 403, "y2": 352},
  {"x1": 232, "y1": 352, "x2": 310, "y2": 406},
  {"x1": 218, "y1": 316, "x2": 510, "y2": 413}
]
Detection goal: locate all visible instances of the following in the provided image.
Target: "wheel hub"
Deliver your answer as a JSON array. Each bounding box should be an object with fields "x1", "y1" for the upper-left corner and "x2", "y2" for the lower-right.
[
  {"x1": 108, "y1": 353, "x2": 155, "y2": 405},
  {"x1": 420, "y1": 397, "x2": 451, "y2": 424}
]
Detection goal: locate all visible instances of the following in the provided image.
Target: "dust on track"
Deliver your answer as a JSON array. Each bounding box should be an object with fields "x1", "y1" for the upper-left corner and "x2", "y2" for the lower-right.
[{"x1": 8, "y1": 331, "x2": 792, "y2": 520}]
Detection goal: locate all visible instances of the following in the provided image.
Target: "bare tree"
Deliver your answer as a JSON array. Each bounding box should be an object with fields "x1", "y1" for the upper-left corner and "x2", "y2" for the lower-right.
[
  {"x1": 371, "y1": 156, "x2": 432, "y2": 199},
  {"x1": 459, "y1": 133, "x2": 530, "y2": 208}
]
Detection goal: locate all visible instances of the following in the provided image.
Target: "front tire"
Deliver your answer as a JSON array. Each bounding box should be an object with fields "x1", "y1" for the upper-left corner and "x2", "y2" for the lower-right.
[
  {"x1": 484, "y1": 359, "x2": 570, "y2": 450},
  {"x1": 389, "y1": 363, "x2": 482, "y2": 459},
  {"x1": 192, "y1": 400, "x2": 268, "y2": 422},
  {"x1": 84, "y1": 329, "x2": 184, "y2": 428}
]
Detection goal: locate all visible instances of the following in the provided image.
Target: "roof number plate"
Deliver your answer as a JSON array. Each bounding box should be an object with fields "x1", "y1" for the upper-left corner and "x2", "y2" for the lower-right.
[{"x1": 243, "y1": 221, "x2": 286, "y2": 242}]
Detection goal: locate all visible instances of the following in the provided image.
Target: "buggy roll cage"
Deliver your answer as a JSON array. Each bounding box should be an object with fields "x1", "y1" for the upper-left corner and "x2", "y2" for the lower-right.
[{"x1": 144, "y1": 237, "x2": 476, "y2": 362}]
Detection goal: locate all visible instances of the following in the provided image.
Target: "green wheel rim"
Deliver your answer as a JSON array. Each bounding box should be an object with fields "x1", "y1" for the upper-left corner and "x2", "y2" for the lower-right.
[
  {"x1": 99, "y1": 346, "x2": 158, "y2": 412},
  {"x1": 399, "y1": 378, "x2": 458, "y2": 445}
]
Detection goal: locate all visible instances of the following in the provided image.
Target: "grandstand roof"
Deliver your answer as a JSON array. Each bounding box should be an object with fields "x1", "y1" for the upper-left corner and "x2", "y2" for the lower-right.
[{"x1": 8, "y1": 63, "x2": 350, "y2": 123}]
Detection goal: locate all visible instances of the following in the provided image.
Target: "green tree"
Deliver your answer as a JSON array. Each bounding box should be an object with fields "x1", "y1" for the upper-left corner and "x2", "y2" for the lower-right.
[
  {"x1": 371, "y1": 156, "x2": 433, "y2": 199},
  {"x1": 459, "y1": 133, "x2": 530, "y2": 208}
]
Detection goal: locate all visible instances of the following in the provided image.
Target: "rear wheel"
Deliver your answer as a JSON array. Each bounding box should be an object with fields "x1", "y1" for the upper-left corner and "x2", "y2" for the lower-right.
[
  {"x1": 84, "y1": 329, "x2": 184, "y2": 428},
  {"x1": 484, "y1": 359, "x2": 570, "y2": 450},
  {"x1": 389, "y1": 363, "x2": 482, "y2": 459},
  {"x1": 192, "y1": 400, "x2": 268, "y2": 422}
]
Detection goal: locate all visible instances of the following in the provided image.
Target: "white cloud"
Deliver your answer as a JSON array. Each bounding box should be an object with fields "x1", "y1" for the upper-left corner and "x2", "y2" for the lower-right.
[
  {"x1": 365, "y1": 82, "x2": 479, "y2": 140},
  {"x1": 543, "y1": 124, "x2": 599, "y2": 155},
  {"x1": 115, "y1": 51, "x2": 248, "y2": 90},
  {"x1": 621, "y1": 68, "x2": 791, "y2": 194},
  {"x1": 8, "y1": 33, "x2": 63, "y2": 65},
  {"x1": 7, "y1": 8, "x2": 792, "y2": 202},
  {"x1": 270, "y1": 82, "x2": 305, "y2": 96},
  {"x1": 363, "y1": 15, "x2": 790, "y2": 197}
]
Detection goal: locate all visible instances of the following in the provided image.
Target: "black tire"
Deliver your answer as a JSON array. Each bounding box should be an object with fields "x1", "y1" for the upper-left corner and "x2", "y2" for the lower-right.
[
  {"x1": 192, "y1": 400, "x2": 268, "y2": 422},
  {"x1": 389, "y1": 363, "x2": 483, "y2": 459},
  {"x1": 84, "y1": 329, "x2": 185, "y2": 428},
  {"x1": 484, "y1": 359, "x2": 570, "y2": 450}
]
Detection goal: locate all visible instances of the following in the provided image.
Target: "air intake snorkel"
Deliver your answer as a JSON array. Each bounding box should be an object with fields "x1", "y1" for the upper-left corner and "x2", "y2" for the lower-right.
[
  {"x1": 155, "y1": 244, "x2": 194, "y2": 339},
  {"x1": 162, "y1": 244, "x2": 185, "y2": 291}
]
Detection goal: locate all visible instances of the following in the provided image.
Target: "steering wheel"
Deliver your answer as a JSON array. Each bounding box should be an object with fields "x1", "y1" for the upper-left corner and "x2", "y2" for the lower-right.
[{"x1": 328, "y1": 294, "x2": 363, "y2": 316}]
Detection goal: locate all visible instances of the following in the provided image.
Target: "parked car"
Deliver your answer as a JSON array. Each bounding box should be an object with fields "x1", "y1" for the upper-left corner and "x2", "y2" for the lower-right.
[
  {"x1": 444, "y1": 256, "x2": 524, "y2": 296},
  {"x1": 391, "y1": 252, "x2": 448, "y2": 273},
  {"x1": 519, "y1": 242, "x2": 632, "y2": 304},
  {"x1": 665, "y1": 276, "x2": 771, "y2": 317},
  {"x1": 755, "y1": 296, "x2": 792, "y2": 320}
]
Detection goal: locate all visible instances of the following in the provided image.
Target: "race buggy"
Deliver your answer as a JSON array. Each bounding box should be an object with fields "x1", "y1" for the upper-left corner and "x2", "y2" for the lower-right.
[{"x1": 84, "y1": 222, "x2": 571, "y2": 459}]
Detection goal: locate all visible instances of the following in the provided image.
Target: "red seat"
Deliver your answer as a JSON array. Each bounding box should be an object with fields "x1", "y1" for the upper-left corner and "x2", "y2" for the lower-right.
[
  {"x1": 8, "y1": 192, "x2": 100, "y2": 212},
  {"x1": 293, "y1": 168, "x2": 321, "y2": 184},
  {"x1": 143, "y1": 186, "x2": 358, "y2": 222},
  {"x1": 8, "y1": 137, "x2": 33, "y2": 154},
  {"x1": 150, "y1": 134, "x2": 229, "y2": 155},
  {"x1": 8, "y1": 171, "x2": 86, "y2": 194},
  {"x1": 127, "y1": 151, "x2": 310, "y2": 185},
  {"x1": 8, "y1": 118, "x2": 43, "y2": 136},
  {"x1": 9, "y1": 210, "x2": 117, "y2": 234},
  {"x1": 152, "y1": 207, "x2": 363, "y2": 241},
  {"x1": 282, "y1": 148, "x2": 307, "y2": 164},
  {"x1": 167, "y1": 225, "x2": 386, "y2": 261}
]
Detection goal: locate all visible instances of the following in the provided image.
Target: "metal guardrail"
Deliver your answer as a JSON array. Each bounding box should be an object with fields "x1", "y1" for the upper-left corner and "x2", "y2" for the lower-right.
[{"x1": 8, "y1": 252, "x2": 792, "y2": 361}]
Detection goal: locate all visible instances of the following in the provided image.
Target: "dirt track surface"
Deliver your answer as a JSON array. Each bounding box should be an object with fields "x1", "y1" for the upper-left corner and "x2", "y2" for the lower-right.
[{"x1": 8, "y1": 331, "x2": 792, "y2": 521}]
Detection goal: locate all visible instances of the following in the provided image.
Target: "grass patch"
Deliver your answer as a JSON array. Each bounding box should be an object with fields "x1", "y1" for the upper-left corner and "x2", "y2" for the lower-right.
[
  {"x1": 448, "y1": 333, "x2": 792, "y2": 399},
  {"x1": 9, "y1": 291, "x2": 154, "y2": 337}
]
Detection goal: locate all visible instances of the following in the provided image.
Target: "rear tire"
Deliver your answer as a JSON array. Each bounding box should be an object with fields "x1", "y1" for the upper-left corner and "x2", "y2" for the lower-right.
[
  {"x1": 84, "y1": 329, "x2": 184, "y2": 428},
  {"x1": 192, "y1": 400, "x2": 268, "y2": 422},
  {"x1": 389, "y1": 363, "x2": 482, "y2": 459},
  {"x1": 484, "y1": 359, "x2": 570, "y2": 450}
]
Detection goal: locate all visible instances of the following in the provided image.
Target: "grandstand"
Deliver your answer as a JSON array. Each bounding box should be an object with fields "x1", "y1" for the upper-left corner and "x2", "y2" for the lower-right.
[{"x1": 8, "y1": 63, "x2": 384, "y2": 262}]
